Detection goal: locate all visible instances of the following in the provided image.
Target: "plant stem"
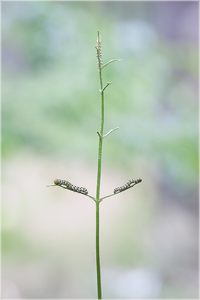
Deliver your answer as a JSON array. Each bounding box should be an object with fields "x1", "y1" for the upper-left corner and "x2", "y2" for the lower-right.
[
  {"x1": 96, "y1": 65, "x2": 104, "y2": 203},
  {"x1": 95, "y1": 201, "x2": 101, "y2": 299},
  {"x1": 95, "y1": 31, "x2": 104, "y2": 300}
]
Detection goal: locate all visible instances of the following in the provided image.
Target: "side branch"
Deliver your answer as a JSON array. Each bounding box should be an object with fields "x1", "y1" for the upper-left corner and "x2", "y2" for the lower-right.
[
  {"x1": 97, "y1": 127, "x2": 119, "y2": 139},
  {"x1": 99, "y1": 192, "x2": 116, "y2": 202},
  {"x1": 60, "y1": 186, "x2": 96, "y2": 203},
  {"x1": 47, "y1": 184, "x2": 96, "y2": 203},
  {"x1": 103, "y1": 127, "x2": 119, "y2": 138},
  {"x1": 100, "y1": 82, "x2": 112, "y2": 93},
  {"x1": 101, "y1": 59, "x2": 121, "y2": 70}
]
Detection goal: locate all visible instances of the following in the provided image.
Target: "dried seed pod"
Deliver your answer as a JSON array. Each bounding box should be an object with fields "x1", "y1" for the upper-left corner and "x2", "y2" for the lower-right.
[{"x1": 96, "y1": 31, "x2": 103, "y2": 68}]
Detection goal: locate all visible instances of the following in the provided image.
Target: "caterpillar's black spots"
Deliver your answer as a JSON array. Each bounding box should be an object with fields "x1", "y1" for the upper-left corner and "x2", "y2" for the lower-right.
[
  {"x1": 54, "y1": 179, "x2": 88, "y2": 195},
  {"x1": 114, "y1": 178, "x2": 142, "y2": 194}
]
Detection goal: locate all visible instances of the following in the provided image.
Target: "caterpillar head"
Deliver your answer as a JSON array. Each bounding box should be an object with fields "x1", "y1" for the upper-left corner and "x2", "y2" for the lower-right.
[
  {"x1": 54, "y1": 179, "x2": 61, "y2": 185},
  {"x1": 136, "y1": 178, "x2": 142, "y2": 184}
]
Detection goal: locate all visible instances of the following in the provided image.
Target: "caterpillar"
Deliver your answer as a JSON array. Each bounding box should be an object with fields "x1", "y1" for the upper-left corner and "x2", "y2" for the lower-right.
[
  {"x1": 54, "y1": 179, "x2": 88, "y2": 195},
  {"x1": 114, "y1": 178, "x2": 142, "y2": 194}
]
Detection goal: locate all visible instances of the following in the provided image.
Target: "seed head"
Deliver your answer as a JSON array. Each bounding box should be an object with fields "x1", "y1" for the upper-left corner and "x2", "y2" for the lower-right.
[{"x1": 96, "y1": 31, "x2": 103, "y2": 68}]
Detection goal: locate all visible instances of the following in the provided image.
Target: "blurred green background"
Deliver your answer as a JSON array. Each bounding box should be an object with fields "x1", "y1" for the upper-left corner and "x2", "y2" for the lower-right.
[{"x1": 2, "y1": 1, "x2": 199, "y2": 299}]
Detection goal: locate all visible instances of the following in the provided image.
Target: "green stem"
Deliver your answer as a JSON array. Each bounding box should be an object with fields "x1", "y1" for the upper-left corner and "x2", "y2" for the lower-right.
[
  {"x1": 96, "y1": 201, "x2": 101, "y2": 299},
  {"x1": 96, "y1": 66, "x2": 104, "y2": 202},
  {"x1": 95, "y1": 32, "x2": 104, "y2": 300}
]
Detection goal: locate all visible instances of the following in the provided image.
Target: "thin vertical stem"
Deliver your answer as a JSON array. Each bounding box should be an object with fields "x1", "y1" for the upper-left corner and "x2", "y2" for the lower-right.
[
  {"x1": 95, "y1": 31, "x2": 104, "y2": 300},
  {"x1": 96, "y1": 201, "x2": 101, "y2": 299}
]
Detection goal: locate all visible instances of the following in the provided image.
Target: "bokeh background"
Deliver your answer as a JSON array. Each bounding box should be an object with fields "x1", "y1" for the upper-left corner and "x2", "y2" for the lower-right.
[{"x1": 2, "y1": 1, "x2": 199, "y2": 299}]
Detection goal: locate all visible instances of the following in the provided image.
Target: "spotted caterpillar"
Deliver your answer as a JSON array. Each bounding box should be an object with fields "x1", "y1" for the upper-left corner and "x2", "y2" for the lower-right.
[
  {"x1": 114, "y1": 178, "x2": 142, "y2": 194},
  {"x1": 54, "y1": 179, "x2": 88, "y2": 195}
]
